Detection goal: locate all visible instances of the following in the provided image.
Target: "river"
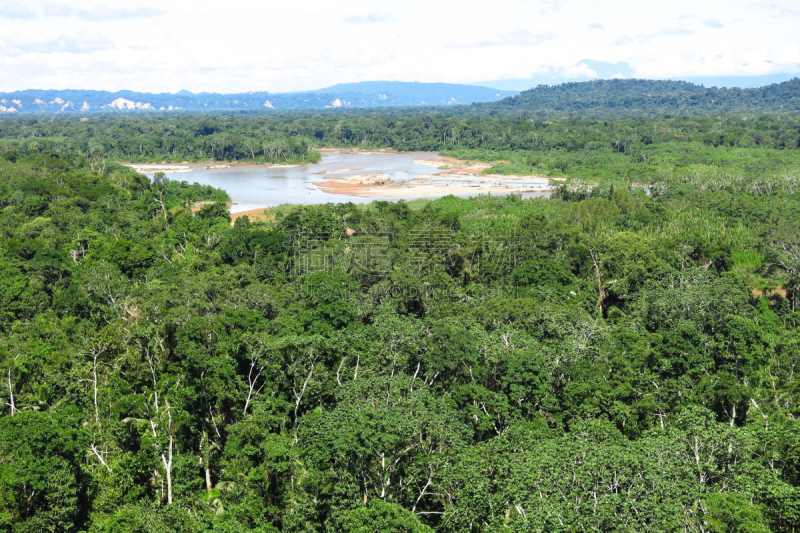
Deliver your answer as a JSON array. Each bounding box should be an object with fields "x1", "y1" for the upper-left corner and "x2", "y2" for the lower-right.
[{"x1": 134, "y1": 151, "x2": 551, "y2": 213}]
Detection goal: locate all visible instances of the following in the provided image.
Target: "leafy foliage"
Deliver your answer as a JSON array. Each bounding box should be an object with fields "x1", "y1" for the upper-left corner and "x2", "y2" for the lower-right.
[{"x1": 0, "y1": 112, "x2": 799, "y2": 532}]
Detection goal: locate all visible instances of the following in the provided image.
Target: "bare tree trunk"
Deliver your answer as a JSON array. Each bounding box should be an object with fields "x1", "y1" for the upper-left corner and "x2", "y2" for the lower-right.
[
  {"x1": 90, "y1": 443, "x2": 112, "y2": 472},
  {"x1": 412, "y1": 467, "x2": 434, "y2": 514},
  {"x1": 163, "y1": 434, "x2": 173, "y2": 505},
  {"x1": 7, "y1": 367, "x2": 16, "y2": 416},
  {"x1": 202, "y1": 431, "x2": 212, "y2": 494},
  {"x1": 244, "y1": 359, "x2": 265, "y2": 415},
  {"x1": 92, "y1": 359, "x2": 100, "y2": 425},
  {"x1": 590, "y1": 250, "x2": 605, "y2": 314},
  {"x1": 162, "y1": 403, "x2": 174, "y2": 505},
  {"x1": 293, "y1": 365, "x2": 315, "y2": 428},
  {"x1": 87, "y1": 345, "x2": 105, "y2": 426},
  {"x1": 145, "y1": 348, "x2": 175, "y2": 505}
]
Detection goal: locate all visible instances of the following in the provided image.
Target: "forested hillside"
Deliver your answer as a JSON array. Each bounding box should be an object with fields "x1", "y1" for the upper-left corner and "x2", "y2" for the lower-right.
[
  {"x1": 482, "y1": 78, "x2": 800, "y2": 115},
  {"x1": 0, "y1": 110, "x2": 799, "y2": 531}
]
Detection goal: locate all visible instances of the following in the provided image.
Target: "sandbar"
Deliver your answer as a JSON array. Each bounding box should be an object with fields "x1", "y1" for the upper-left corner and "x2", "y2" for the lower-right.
[
  {"x1": 413, "y1": 156, "x2": 511, "y2": 175},
  {"x1": 313, "y1": 173, "x2": 552, "y2": 199},
  {"x1": 123, "y1": 164, "x2": 192, "y2": 174},
  {"x1": 230, "y1": 208, "x2": 275, "y2": 225}
]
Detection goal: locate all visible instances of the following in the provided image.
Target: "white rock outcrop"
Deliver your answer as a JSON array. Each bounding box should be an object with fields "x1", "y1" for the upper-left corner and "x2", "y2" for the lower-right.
[{"x1": 103, "y1": 98, "x2": 154, "y2": 110}]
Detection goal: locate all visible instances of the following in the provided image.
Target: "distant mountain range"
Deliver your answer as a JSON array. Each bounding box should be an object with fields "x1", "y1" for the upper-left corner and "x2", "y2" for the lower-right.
[
  {"x1": 0, "y1": 82, "x2": 517, "y2": 114},
  {"x1": 479, "y1": 78, "x2": 800, "y2": 115},
  {"x1": 4, "y1": 78, "x2": 800, "y2": 116}
]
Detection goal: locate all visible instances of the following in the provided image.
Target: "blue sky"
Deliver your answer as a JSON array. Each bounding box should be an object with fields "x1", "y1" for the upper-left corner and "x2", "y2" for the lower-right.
[{"x1": 0, "y1": 0, "x2": 798, "y2": 92}]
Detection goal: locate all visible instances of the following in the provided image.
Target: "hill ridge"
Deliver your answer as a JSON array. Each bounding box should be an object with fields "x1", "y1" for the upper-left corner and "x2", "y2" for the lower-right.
[
  {"x1": 479, "y1": 77, "x2": 800, "y2": 114},
  {"x1": 0, "y1": 82, "x2": 517, "y2": 114}
]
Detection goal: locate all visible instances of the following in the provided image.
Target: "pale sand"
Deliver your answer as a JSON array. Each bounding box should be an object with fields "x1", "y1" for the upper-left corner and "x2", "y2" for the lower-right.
[
  {"x1": 423, "y1": 171, "x2": 553, "y2": 184},
  {"x1": 122, "y1": 162, "x2": 310, "y2": 174},
  {"x1": 230, "y1": 208, "x2": 274, "y2": 225},
  {"x1": 313, "y1": 174, "x2": 552, "y2": 198},
  {"x1": 314, "y1": 168, "x2": 364, "y2": 175},
  {"x1": 124, "y1": 164, "x2": 192, "y2": 174},
  {"x1": 414, "y1": 158, "x2": 493, "y2": 173},
  {"x1": 414, "y1": 156, "x2": 502, "y2": 174},
  {"x1": 319, "y1": 148, "x2": 398, "y2": 155},
  {"x1": 413, "y1": 157, "x2": 558, "y2": 183}
]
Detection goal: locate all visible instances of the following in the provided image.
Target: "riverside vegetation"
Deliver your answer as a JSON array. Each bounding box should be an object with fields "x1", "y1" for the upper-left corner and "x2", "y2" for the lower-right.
[{"x1": 0, "y1": 100, "x2": 800, "y2": 532}]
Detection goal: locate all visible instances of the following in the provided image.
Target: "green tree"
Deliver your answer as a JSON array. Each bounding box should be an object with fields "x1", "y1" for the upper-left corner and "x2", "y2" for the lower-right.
[{"x1": 0, "y1": 409, "x2": 91, "y2": 532}]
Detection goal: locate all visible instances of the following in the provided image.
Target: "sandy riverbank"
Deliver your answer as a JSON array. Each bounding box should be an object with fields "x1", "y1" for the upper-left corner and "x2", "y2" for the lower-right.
[
  {"x1": 230, "y1": 208, "x2": 275, "y2": 224},
  {"x1": 319, "y1": 148, "x2": 399, "y2": 155},
  {"x1": 124, "y1": 164, "x2": 193, "y2": 174},
  {"x1": 414, "y1": 156, "x2": 558, "y2": 181},
  {"x1": 414, "y1": 157, "x2": 498, "y2": 174},
  {"x1": 313, "y1": 173, "x2": 552, "y2": 198},
  {"x1": 314, "y1": 168, "x2": 364, "y2": 175},
  {"x1": 311, "y1": 154, "x2": 556, "y2": 199},
  {"x1": 122, "y1": 161, "x2": 311, "y2": 174}
]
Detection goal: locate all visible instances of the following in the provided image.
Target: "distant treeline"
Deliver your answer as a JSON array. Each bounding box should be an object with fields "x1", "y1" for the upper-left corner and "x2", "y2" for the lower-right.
[
  {"x1": 482, "y1": 78, "x2": 800, "y2": 115},
  {"x1": 1, "y1": 113, "x2": 800, "y2": 194}
]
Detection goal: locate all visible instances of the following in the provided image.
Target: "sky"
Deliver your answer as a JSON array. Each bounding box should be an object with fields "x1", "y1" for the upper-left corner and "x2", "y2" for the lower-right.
[{"x1": 0, "y1": 0, "x2": 798, "y2": 93}]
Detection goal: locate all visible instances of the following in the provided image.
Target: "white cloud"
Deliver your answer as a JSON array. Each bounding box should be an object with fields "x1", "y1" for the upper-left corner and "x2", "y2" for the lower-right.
[
  {"x1": 61, "y1": 31, "x2": 115, "y2": 53},
  {"x1": 703, "y1": 19, "x2": 724, "y2": 28},
  {"x1": 449, "y1": 30, "x2": 556, "y2": 48},
  {"x1": 3, "y1": 30, "x2": 114, "y2": 55},
  {"x1": 746, "y1": 2, "x2": 797, "y2": 17},
  {"x1": 539, "y1": 0, "x2": 565, "y2": 14},
  {"x1": 764, "y1": 3, "x2": 798, "y2": 17},
  {"x1": 345, "y1": 13, "x2": 395, "y2": 23},
  {"x1": 1, "y1": 1, "x2": 35, "y2": 19},
  {"x1": 3, "y1": 33, "x2": 55, "y2": 54},
  {"x1": 576, "y1": 59, "x2": 635, "y2": 78},
  {"x1": 0, "y1": 0, "x2": 797, "y2": 94},
  {"x1": 76, "y1": 5, "x2": 166, "y2": 21},
  {"x1": 653, "y1": 26, "x2": 695, "y2": 37},
  {"x1": 629, "y1": 25, "x2": 695, "y2": 44},
  {"x1": 44, "y1": 3, "x2": 73, "y2": 17}
]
